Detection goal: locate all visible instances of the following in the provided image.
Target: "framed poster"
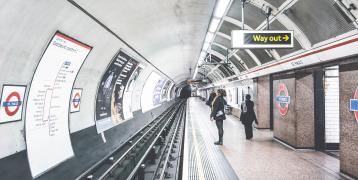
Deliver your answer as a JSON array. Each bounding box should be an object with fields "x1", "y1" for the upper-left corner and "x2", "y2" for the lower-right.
[
  {"x1": 95, "y1": 50, "x2": 139, "y2": 133},
  {"x1": 25, "y1": 31, "x2": 92, "y2": 178},
  {"x1": 0, "y1": 84, "x2": 26, "y2": 124},
  {"x1": 70, "y1": 88, "x2": 82, "y2": 113}
]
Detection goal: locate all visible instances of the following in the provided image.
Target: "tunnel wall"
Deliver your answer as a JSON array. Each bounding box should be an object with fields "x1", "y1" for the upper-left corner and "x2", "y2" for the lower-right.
[
  {"x1": 256, "y1": 75, "x2": 270, "y2": 129},
  {"x1": 273, "y1": 73, "x2": 315, "y2": 148},
  {"x1": 0, "y1": 0, "x2": 167, "y2": 164},
  {"x1": 339, "y1": 61, "x2": 358, "y2": 178}
]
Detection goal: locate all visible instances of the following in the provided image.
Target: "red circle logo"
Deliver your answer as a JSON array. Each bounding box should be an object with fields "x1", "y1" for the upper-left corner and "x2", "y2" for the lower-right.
[
  {"x1": 354, "y1": 88, "x2": 358, "y2": 123},
  {"x1": 72, "y1": 93, "x2": 81, "y2": 108},
  {"x1": 4, "y1": 92, "x2": 21, "y2": 116},
  {"x1": 276, "y1": 83, "x2": 290, "y2": 116}
]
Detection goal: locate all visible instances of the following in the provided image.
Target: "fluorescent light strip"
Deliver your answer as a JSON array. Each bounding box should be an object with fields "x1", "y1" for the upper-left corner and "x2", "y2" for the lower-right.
[{"x1": 193, "y1": 0, "x2": 231, "y2": 79}]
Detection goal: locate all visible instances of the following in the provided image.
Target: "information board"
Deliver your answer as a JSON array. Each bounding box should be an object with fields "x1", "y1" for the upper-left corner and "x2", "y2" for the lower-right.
[
  {"x1": 95, "y1": 50, "x2": 138, "y2": 133},
  {"x1": 25, "y1": 32, "x2": 92, "y2": 178},
  {"x1": 232, "y1": 30, "x2": 294, "y2": 49}
]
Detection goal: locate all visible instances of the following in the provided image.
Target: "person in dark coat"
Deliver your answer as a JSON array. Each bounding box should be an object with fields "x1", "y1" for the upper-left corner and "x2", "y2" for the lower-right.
[
  {"x1": 210, "y1": 89, "x2": 227, "y2": 145},
  {"x1": 206, "y1": 92, "x2": 216, "y2": 106},
  {"x1": 240, "y1": 94, "x2": 258, "y2": 140}
]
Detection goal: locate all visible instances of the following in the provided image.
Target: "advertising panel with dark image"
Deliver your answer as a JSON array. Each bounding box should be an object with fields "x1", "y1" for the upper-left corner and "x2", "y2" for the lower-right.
[
  {"x1": 153, "y1": 78, "x2": 167, "y2": 106},
  {"x1": 25, "y1": 32, "x2": 92, "y2": 178},
  {"x1": 160, "y1": 80, "x2": 171, "y2": 102},
  {"x1": 111, "y1": 59, "x2": 139, "y2": 124},
  {"x1": 95, "y1": 50, "x2": 138, "y2": 133}
]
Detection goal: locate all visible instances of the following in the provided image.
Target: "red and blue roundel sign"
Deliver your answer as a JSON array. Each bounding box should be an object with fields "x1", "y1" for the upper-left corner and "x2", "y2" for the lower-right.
[
  {"x1": 350, "y1": 87, "x2": 358, "y2": 123},
  {"x1": 3, "y1": 91, "x2": 22, "y2": 116},
  {"x1": 72, "y1": 93, "x2": 81, "y2": 109},
  {"x1": 276, "y1": 83, "x2": 290, "y2": 116}
]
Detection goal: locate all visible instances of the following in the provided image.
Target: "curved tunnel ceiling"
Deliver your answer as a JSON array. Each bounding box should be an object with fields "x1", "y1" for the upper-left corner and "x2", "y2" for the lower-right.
[
  {"x1": 73, "y1": 0, "x2": 216, "y2": 83},
  {"x1": 195, "y1": 0, "x2": 358, "y2": 84},
  {"x1": 73, "y1": 0, "x2": 357, "y2": 84}
]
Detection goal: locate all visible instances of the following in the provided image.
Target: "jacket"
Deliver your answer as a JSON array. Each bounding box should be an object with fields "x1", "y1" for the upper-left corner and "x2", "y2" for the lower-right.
[
  {"x1": 210, "y1": 96, "x2": 227, "y2": 121},
  {"x1": 240, "y1": 100, "x2": 257, "y2": 125}
]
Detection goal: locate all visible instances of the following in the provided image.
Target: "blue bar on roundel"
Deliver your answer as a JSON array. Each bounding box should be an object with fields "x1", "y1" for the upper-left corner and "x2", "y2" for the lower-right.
[
  {"x1": 350, "y1": 99, "x2": 358, "y2": 111},
  {"x1": 276, "y1": 96, "x2": 290, "y2": 104}
]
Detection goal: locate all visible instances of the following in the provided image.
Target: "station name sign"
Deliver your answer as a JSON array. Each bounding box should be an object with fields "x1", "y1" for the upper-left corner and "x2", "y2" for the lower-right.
[{"x1": 231, "y1": 30, "x2": 294, "y2": 49}]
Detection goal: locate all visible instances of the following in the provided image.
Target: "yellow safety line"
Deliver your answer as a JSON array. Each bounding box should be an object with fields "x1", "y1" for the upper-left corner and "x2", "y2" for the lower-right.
[{"x1": 189, "y1": 107, "x2": 206, "y2": 180}]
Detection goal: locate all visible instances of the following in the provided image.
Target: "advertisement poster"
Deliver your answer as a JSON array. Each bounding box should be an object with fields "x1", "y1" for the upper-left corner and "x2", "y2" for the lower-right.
[
  {"x1": 70, "y1": 88, "x2": 82, "y2": 113},
  {"x1": 25, "y1": 32, "x2": 92, "y2": 178},
  {"x1": 0, "y1": 85, "x2": 26, "y2": 123},
  {"x1": 111, "y1": 59, "x2": 139, "y2": 124},
  {"x1": 153, "y1": 78, "x2": 166, "y2": 106},
  {"x1": 160, "y1": 80, "x2": 171, "y2": 102},
  {"x1": 95, "y1": 50, "x2": 138, "y2": 133},
  {"x1": 121, "y1": 65, "x2": 143, "y2": 120}
]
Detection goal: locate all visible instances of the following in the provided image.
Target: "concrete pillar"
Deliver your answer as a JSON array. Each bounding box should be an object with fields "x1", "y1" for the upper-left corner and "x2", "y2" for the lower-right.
[
  {"x1": 339, "y1": 62, "x2": 358, "y2": 178},
  {"x1": 255, "y1": 75, "x2": 270, "y2": 129},
  {"x1": 272, "y1": 72, "x2": 314, "y2": 148}
]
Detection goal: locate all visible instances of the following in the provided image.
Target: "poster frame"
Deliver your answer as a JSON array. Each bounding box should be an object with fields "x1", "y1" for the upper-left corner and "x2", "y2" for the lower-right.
[
  {"x1": 0, "y1": 84, "x2": 27, "y2": 124},
  {"x1": 24, "y1": 30, "x2": 92, "y2": 178}
]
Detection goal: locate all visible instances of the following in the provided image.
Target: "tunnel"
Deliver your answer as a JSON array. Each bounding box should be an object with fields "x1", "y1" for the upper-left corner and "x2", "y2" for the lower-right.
[{"x1": 0, "y1": 0, "x2": 358, "y2": 179}]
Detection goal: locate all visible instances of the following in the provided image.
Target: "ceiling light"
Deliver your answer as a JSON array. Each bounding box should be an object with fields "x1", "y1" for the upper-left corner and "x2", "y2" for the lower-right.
[
  {"x1": 205, "y1": 32, "x2": 214, "y2": 43},
  {"x1": 202, "y1": 43, "x2": 210, "y2": 51},
  {"x1": 209, "y1": 18, "x2": 220, "y2": 32},
  {"x1": 214, "y1": 0, "x2": 231, "y2": 18}
]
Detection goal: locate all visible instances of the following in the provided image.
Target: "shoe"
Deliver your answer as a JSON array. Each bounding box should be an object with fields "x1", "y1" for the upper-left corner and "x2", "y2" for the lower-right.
[{"x1": 214, "y1": 141, "x2": 223, "y2": 145}]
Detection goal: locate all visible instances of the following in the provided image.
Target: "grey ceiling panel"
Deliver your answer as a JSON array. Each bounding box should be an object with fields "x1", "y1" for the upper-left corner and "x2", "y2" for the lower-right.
[
  {"x1": 270, "y1": 20, "x2": 302, "y2": 56},
  {"x1": 286, "y1": 0, "x2": 356, "y2": 45},
  {"x1": 211, "y1": 44, "x2": 227, "y2": 56},
  {"x1": 214, "y1": 35, "x2": 231, "y2": 48},
  {"x1": 211, "y1": 54, "x2": 223, "y2": 62},
  {"x1": 227, "y1": 1, "x2": 266, "y2": 29},
  {"x1": 236, "y1": 49, "x2": 257, "y2": 68},
  {"x1": 218, "y1": 65, "x2": 233, "y2": 77},
  {"x1": 229, "y1": 56, "x2": 245, "y2": 72},
  {"x1": 265, "y1": 0, "x2": 286, "y2": 8},
  {"x1": 222, "y1": 64, "x2": 235, "y2": 75},
  {"x1": 250, "y1": 49, "x2": 274, "y2": 64},
  {"x1": 276, "y1": 38, "x2": 302, "y2": 57},
  {"x1": 219, "y1": 20, "x2": 241, "y2": 36}
]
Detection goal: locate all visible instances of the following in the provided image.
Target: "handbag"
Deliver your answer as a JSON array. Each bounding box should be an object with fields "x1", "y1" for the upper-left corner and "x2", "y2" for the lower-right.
[{"x1": 216, "y1": 110, "x2": 224, "y2": 117}]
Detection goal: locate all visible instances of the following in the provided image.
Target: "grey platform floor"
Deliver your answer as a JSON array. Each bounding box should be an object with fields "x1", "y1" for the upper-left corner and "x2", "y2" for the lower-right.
[{"x1": 183, "y1": 97, "x2": 351, "y2": 180}]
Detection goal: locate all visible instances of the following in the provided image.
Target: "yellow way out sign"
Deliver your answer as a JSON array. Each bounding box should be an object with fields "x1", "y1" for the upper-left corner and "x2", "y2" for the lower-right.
[{"x1": 231, "y1": 30, "x2": 294, "y2": 49}]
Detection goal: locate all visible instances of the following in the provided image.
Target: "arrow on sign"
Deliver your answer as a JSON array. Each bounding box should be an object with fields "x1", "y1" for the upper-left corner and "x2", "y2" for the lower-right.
[{"x1": 283, "y1": 35, "x2": 290, "y2": 41}]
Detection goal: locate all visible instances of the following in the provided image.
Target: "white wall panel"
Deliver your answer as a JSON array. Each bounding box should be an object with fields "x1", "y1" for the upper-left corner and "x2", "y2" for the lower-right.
[{"x1": 324, "y1": 66, "x2": 340, "y2": 144}]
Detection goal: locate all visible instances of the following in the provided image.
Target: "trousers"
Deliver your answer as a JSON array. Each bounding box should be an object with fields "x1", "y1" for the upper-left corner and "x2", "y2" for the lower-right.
[
  {"x1": 215, "y1": 120, "x2": 224, "y2": 142},
  {"x1": 244, "y1": 124, "x2": 253, "y2": 139}
]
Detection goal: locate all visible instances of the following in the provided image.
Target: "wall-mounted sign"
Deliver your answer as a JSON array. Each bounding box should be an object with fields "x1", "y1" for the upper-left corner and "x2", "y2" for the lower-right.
[
  {"x1": 0, "y1": 85, "x2": 26, "y2": 123},
  {"x1": 70, "y1": 88, "x2": 82, "y2": 113},
  {"x1": 25, "y1": 32, "x2": 92, "y2": 178},
  {"x1": 95, "y1": 50, "x2": 139, "y2": 133},
  {"x1": 350, "y1": 87, "x2": 358, "y2": 123},
  {"x1": 232, "y1": 30, "x2": 294, "y2": 49},
  {"x1": 276, "y1": 83, "x2": 290, "y2": 116}
]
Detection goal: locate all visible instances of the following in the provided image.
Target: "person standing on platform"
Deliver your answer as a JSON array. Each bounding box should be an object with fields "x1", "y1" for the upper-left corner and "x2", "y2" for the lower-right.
[
  {"x1": 240, "y1": 94, "x2": 258, "y2": 140},
  {"x1": 210, "y1": 89, "x2": 227, "y2": 145}
]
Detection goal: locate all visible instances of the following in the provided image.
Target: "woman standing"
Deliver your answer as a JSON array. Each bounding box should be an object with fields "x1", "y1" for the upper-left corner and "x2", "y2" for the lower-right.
[
  {"x1": 210, "y1": 89, "x2": 227, "y2": 145},
  {"x1": 240, "y1": 94, "x2": 258, "y2": 140}
]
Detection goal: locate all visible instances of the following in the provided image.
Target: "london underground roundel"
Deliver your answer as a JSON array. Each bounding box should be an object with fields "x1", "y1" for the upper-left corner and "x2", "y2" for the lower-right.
[
  {"x1": 350, "y1": 87, "x2": 358, "y2": 123},
  {"x1": 0, "y1": 85, "x2": 26, "y2": 123},
  {"x1": 276, "y1": 83, "x2": 290, "y2": 116}
]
